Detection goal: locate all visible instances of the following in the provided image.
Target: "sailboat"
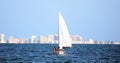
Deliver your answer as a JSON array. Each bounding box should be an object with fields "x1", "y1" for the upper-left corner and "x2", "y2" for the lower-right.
[{"x1": 58, "y1": 12, "x2": 72, "y2": 54}]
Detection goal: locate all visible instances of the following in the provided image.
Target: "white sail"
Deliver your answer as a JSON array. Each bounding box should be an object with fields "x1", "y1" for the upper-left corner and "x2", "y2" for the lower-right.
[{"x1": 58, "y1": 12, "x2": 72, "y2": 49}]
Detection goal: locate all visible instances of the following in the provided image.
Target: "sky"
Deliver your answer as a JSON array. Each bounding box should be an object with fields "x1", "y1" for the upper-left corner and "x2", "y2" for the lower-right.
[{"x1": 0, "y1": 0, "x2": 120, "y2": 41}]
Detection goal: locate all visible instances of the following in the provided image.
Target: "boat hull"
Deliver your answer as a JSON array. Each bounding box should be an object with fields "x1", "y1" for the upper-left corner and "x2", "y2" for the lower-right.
[{"x1": 58, "y1": 51, "x2": 64, "y2": 55}]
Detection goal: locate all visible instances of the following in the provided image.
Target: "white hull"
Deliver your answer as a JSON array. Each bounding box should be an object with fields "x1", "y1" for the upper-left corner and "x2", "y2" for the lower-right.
[{"x1": 58, "y1": 51, "x2": 64, "y2": 55}]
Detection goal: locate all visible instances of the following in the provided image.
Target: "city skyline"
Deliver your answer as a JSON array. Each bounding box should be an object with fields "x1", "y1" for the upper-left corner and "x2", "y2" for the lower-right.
[
  {"x1": 0, "y1": 33, "x2": 120, "y2": 44},
  {"x1": 0, "y1": 0, "x2": 120, "y2": 41}
]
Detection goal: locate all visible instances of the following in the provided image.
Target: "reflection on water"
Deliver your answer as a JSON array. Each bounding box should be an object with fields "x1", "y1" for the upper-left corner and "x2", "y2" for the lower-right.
[{"x1": 0, "y1": 44, "x2": 120, "y2": 63}]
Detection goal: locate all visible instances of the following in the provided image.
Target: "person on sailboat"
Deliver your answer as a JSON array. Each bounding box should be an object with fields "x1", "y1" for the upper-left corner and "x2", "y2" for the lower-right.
[
  {"x1": 58, "y1": 46, "x2": 60, "y2": 51},
  {"x1": 58, "y1": 46, "x2": 64, "y2": 53},
  {"x1": 53, "y1": 46, "x2": 56, "y2": 53}
]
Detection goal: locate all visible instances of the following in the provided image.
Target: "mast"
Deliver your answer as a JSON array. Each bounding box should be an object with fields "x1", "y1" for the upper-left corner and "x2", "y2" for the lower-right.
[{"x1": 58, "y1": 11, "x2": 61, "y2": 49}]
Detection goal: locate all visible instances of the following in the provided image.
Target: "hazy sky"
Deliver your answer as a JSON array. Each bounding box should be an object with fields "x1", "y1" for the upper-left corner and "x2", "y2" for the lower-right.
[{"x1": 0, "y1": 0, "x2": 120, "y2": 41}]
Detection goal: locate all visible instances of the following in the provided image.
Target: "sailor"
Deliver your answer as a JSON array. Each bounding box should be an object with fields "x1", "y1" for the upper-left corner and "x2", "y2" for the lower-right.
[
  {"x1": 58, "y1": 46, "x2": 64, "y2": 52},
  {"x1": 58, "y1": 46, "x2": 61, "y2": 52},
  {"x1": 53, "y1": 46, "x2": 56, "y2": 53}
]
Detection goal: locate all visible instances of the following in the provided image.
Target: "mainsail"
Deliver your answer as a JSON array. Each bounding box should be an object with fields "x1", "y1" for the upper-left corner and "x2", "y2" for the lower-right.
[{"x1": 58, "y1": 12, "x2": 72, "y2": 49}]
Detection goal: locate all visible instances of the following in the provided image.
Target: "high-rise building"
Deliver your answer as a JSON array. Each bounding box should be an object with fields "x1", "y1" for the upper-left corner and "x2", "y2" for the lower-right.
[
  {"x1": 54, "y1": 34, "x2": 58, "y2": 44},
  {"x1": 40, "y1": 36, "x2": 47, "y2": 43},
  {"x1": 8, "y1": 36, "x2": 14, "y2": 43},
  {"x1": 0, "y1": 34, "x2": 6, "y2": 43},
  {"x1": 71, "y1": 35, "x2": 83, "y2": 41},
  {"x1": 30, "y1": 35, "x2": 36, "y2": 43},
  {"x1": 71, "y1": 35, "x2": 83, "y2": 44},
  {"x1": 47, "y1": 34, "x2": 55, "y2": 43}
]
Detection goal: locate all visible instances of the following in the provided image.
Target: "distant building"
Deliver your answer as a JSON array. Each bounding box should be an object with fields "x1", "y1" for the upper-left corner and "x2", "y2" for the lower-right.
[
  {"x1": 0, "y1": 34, "x2": 6, "y2": 43},
  {"x1": 8, "y1": 36, "x2": 28, "y2": 43},
  {"x1": 30, "y1": 35, "x2": 36, "y2": 43},
  {"x1": 54, "y1": 34, "x2": 58, "y2": 44},
  {"x1": 47, "y1": 34, "x2": 55, "y2": 43},
  {"x1": 8, "y1": 36, "x2": 14, "y2": 43},
  {"x1": 88, "y1": 39, "x2": 94, "y2": 44},
  {"x1": 71, "y1": 35, "x2": 83, "y2": 44},
  {"x1": 113, "y1": 42, "x2": 120, "y2": 44},
  {"x1": 40, "y1": 36, "x2": 47, "y2": 43},
  {"x1": 17, "y1": 38, "x2": 28, "y2": 43}
]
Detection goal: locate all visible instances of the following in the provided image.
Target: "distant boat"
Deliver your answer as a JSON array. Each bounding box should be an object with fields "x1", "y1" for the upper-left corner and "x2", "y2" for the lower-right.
[{"x1": 58, "y1": 12, "x2": 72, "y2": 54}]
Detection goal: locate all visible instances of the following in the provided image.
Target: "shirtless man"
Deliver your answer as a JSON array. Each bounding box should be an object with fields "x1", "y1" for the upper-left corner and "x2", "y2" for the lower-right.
[
  {"x1": 53, "y1": 46, "x2": 56, "y2": 53},
  {"x1": 58, "y1": 46, "x2": 64, "y2": 52}
]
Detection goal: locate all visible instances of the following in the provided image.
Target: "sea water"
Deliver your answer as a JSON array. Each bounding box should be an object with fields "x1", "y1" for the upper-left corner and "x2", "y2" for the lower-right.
[{"x1": 0, "y1": 44, "x2": 120, "y2": 63}]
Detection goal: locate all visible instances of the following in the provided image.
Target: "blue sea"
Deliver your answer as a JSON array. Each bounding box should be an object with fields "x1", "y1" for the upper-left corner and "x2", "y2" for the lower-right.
[{"x1": 0, "y1": 44, "x2": 120, "y2": 63}]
